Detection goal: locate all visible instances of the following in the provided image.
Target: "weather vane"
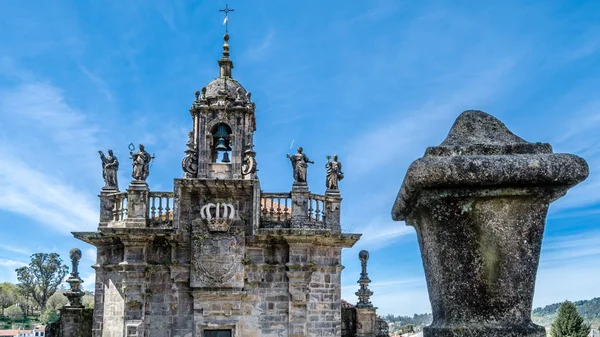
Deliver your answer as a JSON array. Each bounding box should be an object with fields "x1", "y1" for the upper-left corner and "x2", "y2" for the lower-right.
[{"x1": 220, "y1": 4, "x2": 235, "y2": 33}]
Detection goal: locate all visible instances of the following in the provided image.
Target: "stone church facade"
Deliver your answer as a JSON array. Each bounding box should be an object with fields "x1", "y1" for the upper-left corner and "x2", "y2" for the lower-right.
[{"x1": 72, "y1": 30, "x2": 385, "y2": 337}]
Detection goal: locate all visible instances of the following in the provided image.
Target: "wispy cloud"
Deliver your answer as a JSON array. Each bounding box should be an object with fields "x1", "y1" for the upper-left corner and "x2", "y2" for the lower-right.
[
  {"x1": 78, "y1": 64, "x2": 114, "y2": 101},
  {"x1": 0, "y1": 244, "x2": 31, "y2": 256},
  {"x1": 0, "y1": 81, "x2": 100, "y2": 234},
  {"x1": 345, "y1": 59, "x2": 517, "y2": 177},
  {"x1": 241, "y1": 29, "x2": 275, "y2": 62},
  {"x1": 351, "y1": 217, "x2": 414, "y2": 250},
  {"x1": 0, "y1": 258, "x2": 27, "y2": 268}
]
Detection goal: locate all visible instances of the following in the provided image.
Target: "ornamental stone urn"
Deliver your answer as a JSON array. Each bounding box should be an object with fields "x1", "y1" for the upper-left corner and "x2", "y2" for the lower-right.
[{"x1": 392, "y1": 110, "x2": 588, "y2": 337}]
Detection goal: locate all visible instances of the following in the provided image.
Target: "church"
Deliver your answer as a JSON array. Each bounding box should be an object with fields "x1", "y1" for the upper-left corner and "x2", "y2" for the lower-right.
[{"x1": 68, "y1": 11, "x2": 387, "y2": 337}]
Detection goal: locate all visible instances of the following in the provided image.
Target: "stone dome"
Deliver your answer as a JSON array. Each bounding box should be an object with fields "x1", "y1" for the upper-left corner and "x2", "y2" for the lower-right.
[{"x1": 204, "y1": 77, "x2": 247, "y2": 99}]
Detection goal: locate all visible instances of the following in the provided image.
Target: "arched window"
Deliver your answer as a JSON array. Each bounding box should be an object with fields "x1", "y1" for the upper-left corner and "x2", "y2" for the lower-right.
[{"x1": 211, "y1": 123, "x2": 232, "y2": 163}]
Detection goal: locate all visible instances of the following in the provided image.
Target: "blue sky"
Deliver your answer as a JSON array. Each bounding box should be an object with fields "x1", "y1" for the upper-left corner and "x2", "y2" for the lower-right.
[{"x1": 0, "y1": 0, "x2": 599, "y2": 316}]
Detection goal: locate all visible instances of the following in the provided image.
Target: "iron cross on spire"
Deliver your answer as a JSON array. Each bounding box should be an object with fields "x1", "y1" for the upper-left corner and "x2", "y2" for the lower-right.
[{"x1": 219, "y1": 4, "x2": 235, "y2": 33}]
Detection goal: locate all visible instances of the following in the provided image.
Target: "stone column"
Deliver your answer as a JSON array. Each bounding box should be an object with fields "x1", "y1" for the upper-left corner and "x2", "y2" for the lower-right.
[
  {"x1": 126, "y1": 180, "x2": 149, "y2": 228},
  {"x1": 291, "y1": 183, "x2": 309, "y2": 227},
  {"x1": 392, "y1": 110, "x2": 589, "y2": 337}
]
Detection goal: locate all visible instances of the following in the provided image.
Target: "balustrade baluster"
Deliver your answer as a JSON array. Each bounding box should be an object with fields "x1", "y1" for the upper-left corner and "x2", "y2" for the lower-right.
[
  {"x1": 276, "y1": 198, "x2": 282, "y2": 221},
  {"x1": 308, "y1": 198, "x2": 314, "y2": 221},
  {"x1": 164, "y1": 196, "x2": 171, "y2": 221},
  {"x1": 269, "y1": 198, "x2": 275, "y2": 221},
  {"x1": 122, "y1": 198, "x2": 128, "y2": 220},
  {"x1": 261, "y1": 199, "x2": 267, "y2": 219},
  {"x1": 158, "y1": 197, "x2": 164, "y2": 221},
  {"x1": 286, "y1": 197, "x2": 290, "y2": 220},
  {"x1": 315, "y1": 200, "x2": 321, "y2": 222},
  {"x1": 112, "y1": 200, "x2": 119, "y2": 221},
  {"x1": 150, "y1": 197, "x2": 156, "y2": 220}
]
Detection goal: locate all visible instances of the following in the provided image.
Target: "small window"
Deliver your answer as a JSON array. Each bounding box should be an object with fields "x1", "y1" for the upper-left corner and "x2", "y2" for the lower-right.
[{"x1": 204, "y1": 329, "x2": 232, "y2": 337}]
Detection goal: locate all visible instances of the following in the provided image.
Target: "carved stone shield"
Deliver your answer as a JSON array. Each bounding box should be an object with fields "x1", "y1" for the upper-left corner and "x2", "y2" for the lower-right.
[
  {"x1": 191, "y1": 229, "x2": 244, "y2": 288},
  {"x1": 197, "y1": 234, "x2": 238, "y2": 283}
]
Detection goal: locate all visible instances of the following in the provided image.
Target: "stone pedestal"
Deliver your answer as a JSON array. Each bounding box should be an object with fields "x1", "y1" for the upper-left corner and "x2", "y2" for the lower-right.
[
  {"x1": 291, "y1": 182, "x2": 309, "y2": 227},
  {"x1": 126, "y1": 180, "x2": 149, "y2": 227},
  {"x1": 325, "y1": 190, "x2": 342, "y2": 233},
  {"x1": 355, "y1": 307, "x2": 377, "y2": 337},
  {"x1": 99, "y1": 186, "x2": 119, "y2": 226},
  {"x1": 392, "y1": 111, "x2": 589, "y2": 337},
  {"x1": 58, "y1": 307, "x2": 93, "y2": 337}
]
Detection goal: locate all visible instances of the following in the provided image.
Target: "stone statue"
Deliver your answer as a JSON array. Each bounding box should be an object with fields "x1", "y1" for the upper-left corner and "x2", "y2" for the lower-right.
[
  {"x1": 287, "y1": 147, "x2": 314, "y2": 183},
  {"x1": 182, "y1": 131, "x2": 198, "y2": 178},
  {"x1": 130, "y1": 144, "x2": 153, "y2": 181},
  {"x1": 326, "y1": 155, "x2": 344, "y2": 190},
  {"x1": 98, "y1": 149, "x2": 119, "y2": 190}
]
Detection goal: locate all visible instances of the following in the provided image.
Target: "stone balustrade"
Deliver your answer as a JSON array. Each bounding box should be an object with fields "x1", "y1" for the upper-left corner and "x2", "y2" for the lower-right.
[
  {"x1": 100, "y1": 188, "x2": 339, "y2": 231},
  {"x1": 99, "y1": 190, "x2": 174, "y2": 228},
  {"x1": 260, "y1": 191, "x2": 340, "y2": 231}
]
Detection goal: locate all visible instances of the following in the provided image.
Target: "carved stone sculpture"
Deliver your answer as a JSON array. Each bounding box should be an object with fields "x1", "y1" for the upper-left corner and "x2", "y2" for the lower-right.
[
  {"x1": 98, "y1": 149, "x2": 119, "y2": 190},
  {"x1": 287, "y1": 147, "x2": 314, "y2": 184},
  {"x1": 182, "y1": 131, "x2": 198, "y2": 178},
  {"x1": 130, "y1": 144, "x2": 153, "y2": 181},
  {"x1": 392, "y1": 110, "x2": 589, "y2": 337},
  {"x1": 241, "y1": 144, "x2": 257, "y2": 176},
  {"x1": 326, "y1": 155, "x2": 344, "y2": 190}
]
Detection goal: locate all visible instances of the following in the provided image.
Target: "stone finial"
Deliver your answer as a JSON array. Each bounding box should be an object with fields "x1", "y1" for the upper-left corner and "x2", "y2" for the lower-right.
[
  {"x1": 391, "y1": 110, "x2": 588, "y2": 337},
  {"x1": 355, "y1": 250, "x2": 373, "y2": 308},
  {"x1": 69, "y1": 248, "x2": 82, "y2": 278},
  {"x1": 65, "y1": 248, "x2": 85, "y2": 307}
]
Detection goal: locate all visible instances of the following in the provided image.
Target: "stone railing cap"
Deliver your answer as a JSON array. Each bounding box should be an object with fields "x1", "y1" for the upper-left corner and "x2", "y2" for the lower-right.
[{"x1": 392, "y1": 110, "x2": 589, "y2": 220}]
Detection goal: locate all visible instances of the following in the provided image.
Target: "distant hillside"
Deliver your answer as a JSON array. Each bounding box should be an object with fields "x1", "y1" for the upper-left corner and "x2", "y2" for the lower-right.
[{"x1": 533, "y1": 297, "x2": 600, "y2": 320}]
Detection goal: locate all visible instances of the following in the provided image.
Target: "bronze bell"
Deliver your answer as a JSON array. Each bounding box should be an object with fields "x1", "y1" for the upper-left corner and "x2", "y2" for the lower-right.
[
  {"x1": 221, "y1": 151, "x2": 231, "y2": 163},
  {"x1": 215, "y1": 137, "x2": 228, "y2": 151}
]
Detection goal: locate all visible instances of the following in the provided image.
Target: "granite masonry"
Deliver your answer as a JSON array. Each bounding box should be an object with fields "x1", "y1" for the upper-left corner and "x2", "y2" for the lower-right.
[
  {"x1": 392, "y1": 110, "x2": 589, "y2": 337},
  {"x1": 66, "y1": 29, "x2": 388, "y2": 337}
]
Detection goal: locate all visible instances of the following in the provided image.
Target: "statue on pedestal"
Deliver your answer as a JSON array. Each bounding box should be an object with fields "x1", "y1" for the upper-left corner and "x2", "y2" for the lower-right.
[
  {"x1": 98, "y1": 149, "x2": 119, "y2": 190},
  {"x1": 130, "y1": 144, "x2": 153, "y2": 181},
  {"x1": 326, "y1": 155, "x2": 344, "y2": 190},
  {"x1": 287, "y1": 146, "x2": 314, "y2": 183}
]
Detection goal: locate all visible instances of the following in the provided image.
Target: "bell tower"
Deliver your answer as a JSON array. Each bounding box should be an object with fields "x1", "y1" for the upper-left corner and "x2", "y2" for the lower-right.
[{"x1": 184, "y1": 32, "x2": 257, "y2": 180}]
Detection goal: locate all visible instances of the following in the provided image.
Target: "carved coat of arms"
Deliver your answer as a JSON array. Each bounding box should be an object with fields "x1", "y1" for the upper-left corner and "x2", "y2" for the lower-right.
[
  {"x1": 190, "y1": 202, "x2": 244, "y2": 288},
  {"x1": 194, "y1": 233, "x2": 241, "y2": 286}
]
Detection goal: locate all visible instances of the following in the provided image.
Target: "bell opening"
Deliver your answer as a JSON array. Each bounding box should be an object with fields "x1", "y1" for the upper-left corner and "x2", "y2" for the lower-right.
[{"x1": 211, "y1": 123, "x2": 233, "y2": 164}]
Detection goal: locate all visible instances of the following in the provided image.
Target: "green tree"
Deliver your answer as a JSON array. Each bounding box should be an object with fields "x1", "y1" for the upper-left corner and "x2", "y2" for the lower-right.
[
  {"x1": 15, "y1": 253, "x2": 69, "y2": 312},
  {"x1": 5, "y1": 305, "x2": 24, "y2": 321},
  {"x1": 0, "y1": 283, "x2": 19, "y2": 316},
  {"x1": 39, "y1": 306, "x2": 60, "y2": 324},
  {"x1": 551, "y1": 301, "x2": 590, "y2": 337}
]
